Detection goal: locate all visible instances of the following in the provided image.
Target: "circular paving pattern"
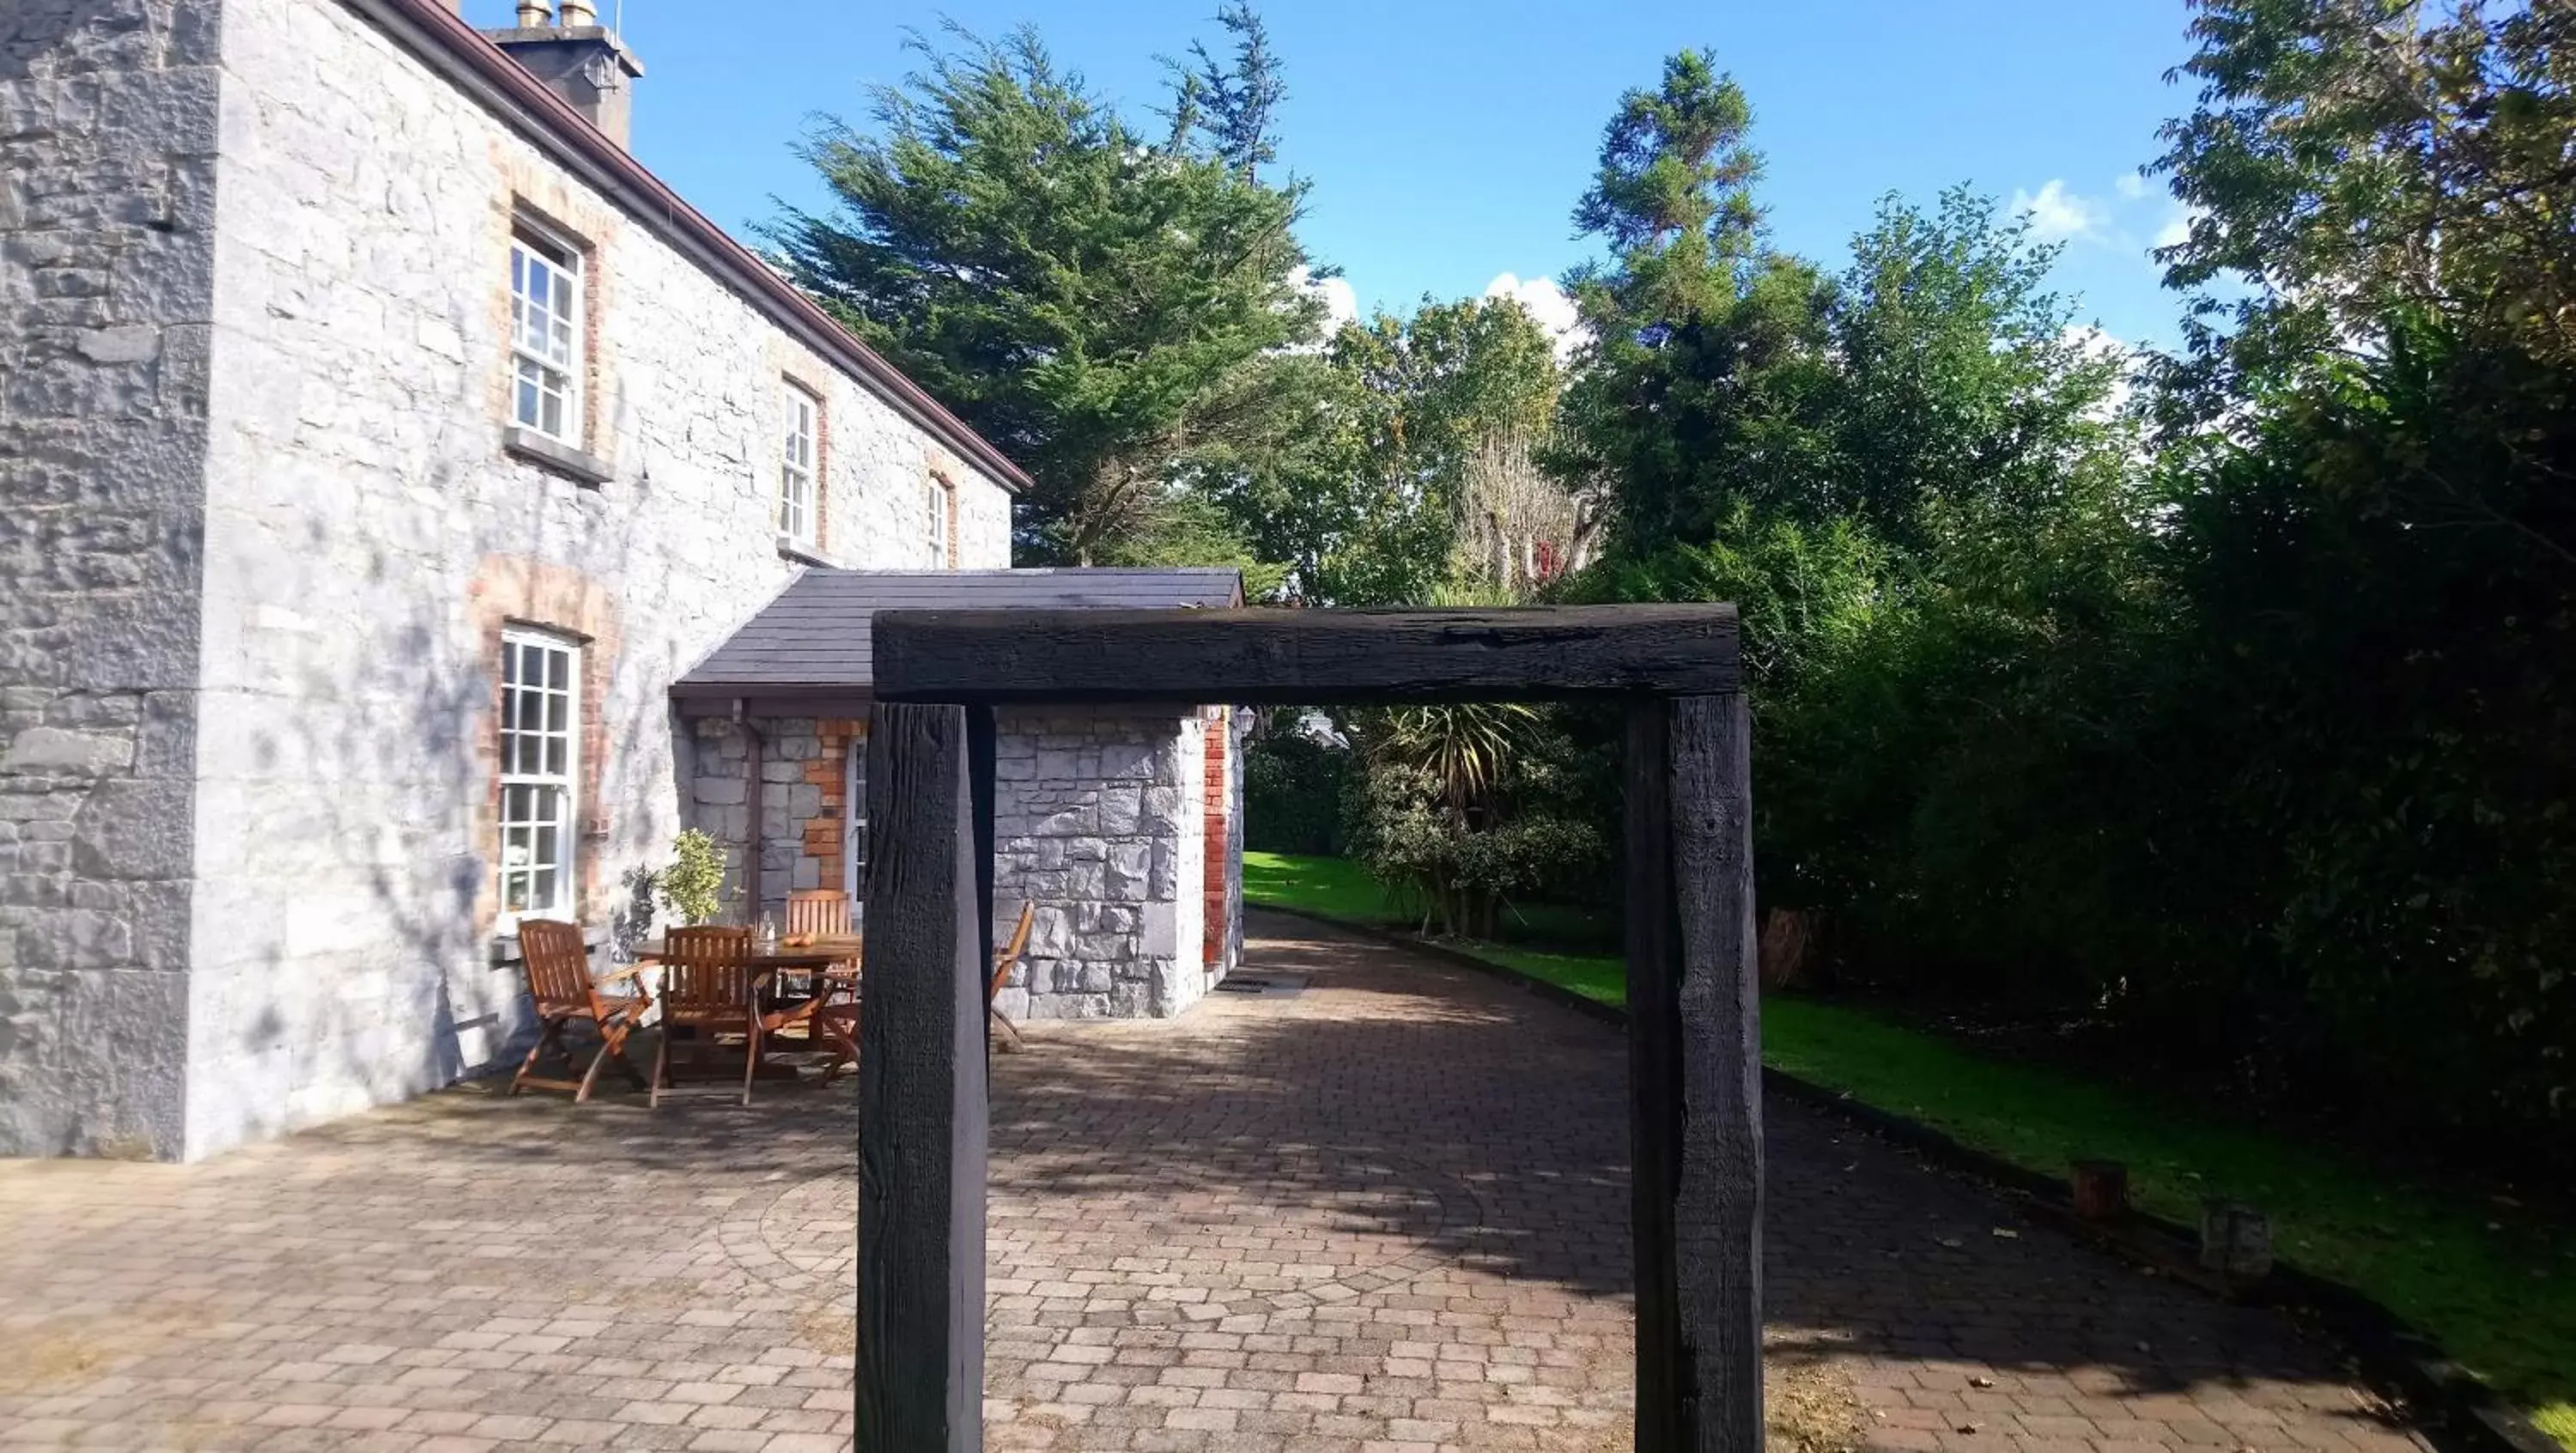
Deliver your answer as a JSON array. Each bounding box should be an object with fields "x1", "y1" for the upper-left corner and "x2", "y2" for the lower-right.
[{"x1": 719, "y1": 1171, "x2": 857, "y2": 1295}]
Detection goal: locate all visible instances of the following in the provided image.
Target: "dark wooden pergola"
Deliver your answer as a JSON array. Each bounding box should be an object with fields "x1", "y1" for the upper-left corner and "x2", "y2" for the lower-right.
[{"x1": 857, "y1": 605, "x2": 1761, "y2": 1453}]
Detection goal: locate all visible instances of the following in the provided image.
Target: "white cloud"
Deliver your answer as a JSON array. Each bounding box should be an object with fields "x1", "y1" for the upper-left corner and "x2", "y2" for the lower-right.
[
  {"x1": 2062, "y1": 325, "x2": 2138, "y2": 419},
  {"x1": 1296, "y1": 267, "x2": 1358, "y2": 335},
  {"x1": 1315, "y1": 276, "x2": 1358, "y2": 334},
  {"x1": 2153, "y1": 204, "x2": 2204, "y2": 251},
  {"x1": 2062, "y1": 323, "x2": 2133, "y2": 365},
  {"x1": 2009, "y1": 179, "x2": 2109, "y2": 243},
  {"x1": 1282, "y1": 267, "x2": 1358, "y2": 352},
  {"x1": 1481, "y1": 273, "x2": 1589, "y2": 362},
  {"x1": 2115, "y1": 173, "x2": 2148, "y2": 202}
]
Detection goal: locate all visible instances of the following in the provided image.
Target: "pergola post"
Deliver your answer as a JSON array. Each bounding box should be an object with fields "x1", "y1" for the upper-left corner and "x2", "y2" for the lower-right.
[
  {"x1": 857, "y1": 701, "x2": 989, "y2": 1453},
  {"x1": 858, "y1": 605, "x2": 1759, "y2": 1452},
  {"x1": 1626, "y1": 694, "x2": 1764, "y2": 1453}
]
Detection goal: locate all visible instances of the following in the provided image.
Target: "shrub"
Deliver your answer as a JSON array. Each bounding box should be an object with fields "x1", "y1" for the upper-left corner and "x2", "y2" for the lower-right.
[
  {"x1": 1243, "y1": 714, "x2": 1354, "y2": 855},
  {"x1": 1340, "y1": 705, "x2": 1609, "y2": 939},
  {"x1": 654, "y1": 829, "x2": 729, "y2": 927}
]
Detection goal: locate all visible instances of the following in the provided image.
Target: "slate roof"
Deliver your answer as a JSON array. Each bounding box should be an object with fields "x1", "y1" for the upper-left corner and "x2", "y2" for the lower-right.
[{"x1": 671, "y1": 568, "x2": 1247, "y2": 700}]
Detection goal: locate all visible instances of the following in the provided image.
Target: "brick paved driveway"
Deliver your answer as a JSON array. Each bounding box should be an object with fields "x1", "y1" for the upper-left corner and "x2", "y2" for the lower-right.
[{"x1": 0, "y1": 911, "x2": 2427, "y2": 1453}]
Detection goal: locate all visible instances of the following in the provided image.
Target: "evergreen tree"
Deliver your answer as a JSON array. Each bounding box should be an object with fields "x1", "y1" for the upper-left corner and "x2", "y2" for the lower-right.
[
  {"x1": 766, "y1": 21, "x2": 1325, "y2": 566},
  {"x1": 1188, "y1": 3, "x2": 1286, "y2": 181},
  {"x1": 1568, "y1": 49, "x2": 1763, "y2": 325}
]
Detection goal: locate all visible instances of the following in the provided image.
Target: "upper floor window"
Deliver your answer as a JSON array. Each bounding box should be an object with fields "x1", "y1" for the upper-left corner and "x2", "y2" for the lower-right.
[
  {"x1": 498, "y1": 627, "x2": 580, "y2": 926},
  {"x1": 927, "y1": 474, "x2": 952, "y2": 566},
  {"x1": 780, "y1": 383, "x2": 818, "y2": 547},
  {"x1": 509, "y1": 225, "x2": 583, "y2": 444}
]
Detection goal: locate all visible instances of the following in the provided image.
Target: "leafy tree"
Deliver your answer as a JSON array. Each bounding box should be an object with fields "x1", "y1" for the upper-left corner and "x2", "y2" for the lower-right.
[
  {"x1": 1189, "y1": 295, "x2": 1567, "y2": 605},
  {"x1": 2119, "y1": 0, "x2": 2576, "y2": 1141},
  {"x1": 2152, "y1": 0, "x2": 2576, "y2": 404},
  {"x1": 1549, "y1": 51, "x2": 1807, "y2": 556},
  {"x1": 1172, "y1": 350, "x2": 1377, "y2": 600},
  {"x1": 1343, "y1": 696, "x2": 1607, "y2": 939},
  {"x1": 1321, "y1": 296, "x2": 1567, "y2": 603},
  {"x1": 1829, "y1": 189, "x2": 2133, "y2": 550},
  {"x1": 1564, "y1": 174, "x2": 2133, "y2": 562},
  {"x1": 767, "y1": 21, "x2": 1327, "y2": 565}
]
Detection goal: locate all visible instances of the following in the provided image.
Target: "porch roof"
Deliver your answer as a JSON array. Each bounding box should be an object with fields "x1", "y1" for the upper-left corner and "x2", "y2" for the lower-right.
[{"x1": 670, "y1": 568, "x2": 1246, "y2": 715}]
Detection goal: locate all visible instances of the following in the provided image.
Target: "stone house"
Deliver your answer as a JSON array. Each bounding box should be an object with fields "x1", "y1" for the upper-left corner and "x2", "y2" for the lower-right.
[
  {"x1": 674, "y1": 568, "x2": 1249, "y2": 1024},
  {"x1": 0, "y1": 0, "x2": 1242, "y2": 1162}
]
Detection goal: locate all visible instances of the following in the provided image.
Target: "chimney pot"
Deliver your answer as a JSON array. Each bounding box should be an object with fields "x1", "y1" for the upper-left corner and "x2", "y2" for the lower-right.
[
  {"x1": 514, "y1": 1, "x2": 551, "y2": 25},
  {"x1": 558, "y1": 0, "x2": 598, "y2": 24}
]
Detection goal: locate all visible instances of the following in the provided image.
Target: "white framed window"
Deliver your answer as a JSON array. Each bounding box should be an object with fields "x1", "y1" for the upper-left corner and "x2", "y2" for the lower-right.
[
  {"x1": 843, "y1": 738, "x2": 868, "y2": 909},
  {"x1": 498, "y1": 627, "x2": 580, "y2": 926},
  {"x1": 509, "y1": 224, "x2": 583, "y2": 444},
  {"x1": 926, "y1": 475, "x2": 951, "y2": 565},
  {"x1": 779, "y1": 383, "x2": 818, "y2": 546}
]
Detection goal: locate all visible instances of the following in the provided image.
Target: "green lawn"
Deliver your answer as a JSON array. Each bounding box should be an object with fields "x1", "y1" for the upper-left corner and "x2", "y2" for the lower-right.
[
  {"x1": 1241, "y1": 850, "x2": 1616, "y2": 951},
  {"x1": 1243, "y1": 850, "x2": 2576, "y2": 1449}
]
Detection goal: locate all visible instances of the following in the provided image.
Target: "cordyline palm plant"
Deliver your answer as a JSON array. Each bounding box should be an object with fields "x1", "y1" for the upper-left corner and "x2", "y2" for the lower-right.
[
  {"x1": 1341, "y1": 586, "x2": 1609, "y2": 939},
  {"x1": 1370, "y1": 702, "x2": 1539, "y2": 826},
  {"x1": 1348, "y1": 701, "x2": 1541, "y2": 938}
]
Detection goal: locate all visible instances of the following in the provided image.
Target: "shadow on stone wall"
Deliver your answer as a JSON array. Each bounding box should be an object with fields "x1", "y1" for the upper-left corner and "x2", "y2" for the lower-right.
[{"x1": 191, "y1": 436, "x2": 693, "y2": 1154}]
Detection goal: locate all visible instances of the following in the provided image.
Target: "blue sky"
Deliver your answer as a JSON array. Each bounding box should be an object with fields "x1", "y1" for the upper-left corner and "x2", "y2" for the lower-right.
[{"x1": 470, "y1": 1, "x2": 2205, "y2": 350}]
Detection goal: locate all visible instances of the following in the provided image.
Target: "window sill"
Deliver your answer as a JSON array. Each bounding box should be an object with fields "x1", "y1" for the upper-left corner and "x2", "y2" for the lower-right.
[
  {"x1": 503, "y1": 426, "x2": 614, "y2": 487},
  {"x1": 776, "y1": 535, "x2": 839, "y2": 568}
]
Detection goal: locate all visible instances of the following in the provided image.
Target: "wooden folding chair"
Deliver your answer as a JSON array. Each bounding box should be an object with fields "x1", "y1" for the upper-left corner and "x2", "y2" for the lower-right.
[
  {"x1": 787, "y1": 891, "x2": 861, "y2": 1081},
  {"x1": 786, "y1": 889, "x2": 850, "y2": 939},
  {"x1": 511, "y1": 919, "x2": 652, "y2": 1102},
  {"x1": 651, "y1": 925, "x2": 758, "y2": 1108},
  {"x1": 987, "y1": 901, "x2": 1036, "y2": 1054}
]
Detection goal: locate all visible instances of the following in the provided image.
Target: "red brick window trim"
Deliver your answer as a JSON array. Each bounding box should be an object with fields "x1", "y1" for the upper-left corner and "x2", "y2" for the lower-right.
[
  {"x1": 927, "y1": 469, "x2": 958, "y2": 568},
  {"x1": 1203, "y1": 707, "x2": 1230, "y2": 965},
  {"x1": 495, "y1": 623, "x2": 586, "y2": 929},
  {"x1": 468, "y1": 556, "x2": 622, "y2": 939},
  {"x1": 798, "y1": 719, "x2": 867, "y2": 901}
]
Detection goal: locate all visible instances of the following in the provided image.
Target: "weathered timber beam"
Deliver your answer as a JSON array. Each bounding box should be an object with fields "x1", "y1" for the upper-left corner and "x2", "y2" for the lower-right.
[
  {"x1": 1625, "y1": 694, "x2": 1764, "y2": 1453},
  {"x1": 872, "y1": 605, "x2": 1740, "y2": 705},
  {"x1": 857, "y1": 702, "x2": 989, "y2": 1453}
]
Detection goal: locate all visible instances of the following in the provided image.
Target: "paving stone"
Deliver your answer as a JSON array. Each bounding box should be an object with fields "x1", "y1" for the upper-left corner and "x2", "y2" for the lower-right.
[{"x1": 0, "y1": 913, "x2": 2426, "y2": 1452}]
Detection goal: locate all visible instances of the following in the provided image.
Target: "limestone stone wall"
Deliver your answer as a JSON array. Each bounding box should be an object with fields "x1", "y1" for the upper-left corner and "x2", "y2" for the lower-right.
[
  {"x1": 0, "y1": 0, "x2": 223, "y2": 1158},
  {"x1": 1221, "y1": 708, "x2": 1246, "y2": 977},
  {"x1": 0, "y1": 0, "x2": 1012, "y2": 1160},
  {"x1": 991, "y1": 708, "x2": 1211, "y2": 1020},
  {"x1": 684, "y1": 716, "x2": 854, "y2": 929},
  {"x1": 686, "y1": 708, "x2": 1227, "y2": 1023}
]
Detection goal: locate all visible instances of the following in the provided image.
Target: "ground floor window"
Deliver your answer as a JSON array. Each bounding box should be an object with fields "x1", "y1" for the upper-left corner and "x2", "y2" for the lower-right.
[
  {"x1": 499, "y1": 627, "x2": 580, "y2": 923},
  {"x1": 843, "y1": 738, "x2": 868, "y2": 907}
]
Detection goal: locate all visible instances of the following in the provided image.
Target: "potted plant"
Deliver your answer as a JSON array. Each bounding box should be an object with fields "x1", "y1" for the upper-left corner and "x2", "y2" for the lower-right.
[{"x1": 654, "y1": 829, "x2": 727, "y2": 927}]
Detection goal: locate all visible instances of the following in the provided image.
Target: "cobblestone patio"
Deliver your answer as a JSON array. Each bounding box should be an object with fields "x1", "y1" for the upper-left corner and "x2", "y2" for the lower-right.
[{"x1": 0, "y1": 912, "x2": 2427, "y2": 1452}]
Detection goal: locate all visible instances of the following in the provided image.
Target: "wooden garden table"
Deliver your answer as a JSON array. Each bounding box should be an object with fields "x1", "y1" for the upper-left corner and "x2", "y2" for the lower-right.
[{"x1": 631, "y1": 934, "x2": 863, "y2": 1079}]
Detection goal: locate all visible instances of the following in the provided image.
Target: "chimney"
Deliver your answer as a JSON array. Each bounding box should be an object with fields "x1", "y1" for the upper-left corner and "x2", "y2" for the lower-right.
[{"x1": 484, "y1": 4, "x2": 647, "y2": 148}]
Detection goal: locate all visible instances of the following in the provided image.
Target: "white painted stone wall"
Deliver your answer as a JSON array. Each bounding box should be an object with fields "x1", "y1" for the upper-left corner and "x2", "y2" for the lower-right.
[
  {"x1": 0, "y1": 0, "x2": 1013, "y2": 1160},
  {"x1": 991, "y1": 708, "x2": 1210, "y2": 1020},
  {"x1": 0, "y1": 0, "x2": 222, "y2": 1159}
]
